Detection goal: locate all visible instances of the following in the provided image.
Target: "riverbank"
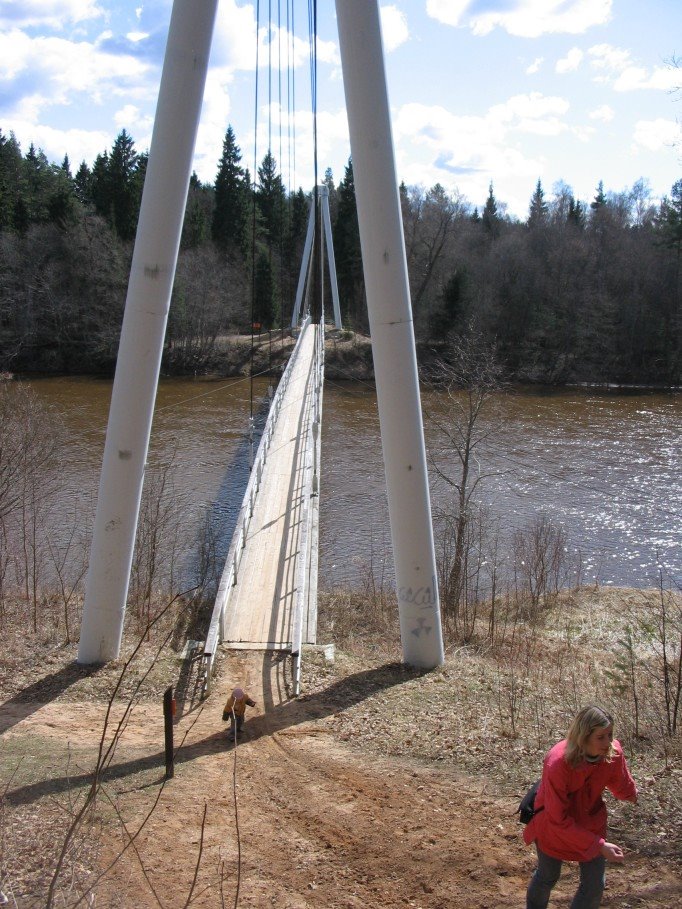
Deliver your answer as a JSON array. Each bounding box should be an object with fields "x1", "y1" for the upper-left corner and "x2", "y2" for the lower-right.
[
  {"x1": 0, "y1": 584, "x2": 680, "y2": 906},
  {"x1": 171, "y1": 329, "x2": 377, "y2": 382},
  {"x1": 6, "y1": 329, "x2": 681, "y2": 389}
]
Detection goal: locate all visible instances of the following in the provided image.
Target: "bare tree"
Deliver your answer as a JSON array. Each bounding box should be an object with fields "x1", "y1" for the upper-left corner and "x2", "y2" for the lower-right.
[
  {"x1": 129, "y1": 452, "x2": 190, "y2": 635},
  {"x1": 425, "y1": 322, "x2": 505, "y2": 636},
  {"x1": 512, "y1": 513, "x2": 568, "y2": 621},
  {"x1": 0, "y1": 383, "x2": 64, "y2": 626}
]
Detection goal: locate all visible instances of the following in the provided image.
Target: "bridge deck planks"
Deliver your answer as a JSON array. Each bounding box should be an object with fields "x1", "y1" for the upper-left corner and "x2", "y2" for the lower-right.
[{"x1": 222, "y1": 326, "x2": 317, "y2": 650}]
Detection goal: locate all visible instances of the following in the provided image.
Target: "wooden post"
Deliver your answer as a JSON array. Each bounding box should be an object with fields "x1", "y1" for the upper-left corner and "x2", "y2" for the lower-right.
[{"x1": 163, "y1": 686, "x2": 175, "y2": 779}]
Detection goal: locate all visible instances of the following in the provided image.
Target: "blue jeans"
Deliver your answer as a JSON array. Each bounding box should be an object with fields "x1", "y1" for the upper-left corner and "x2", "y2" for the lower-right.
[{"x1": 527, "y1": 846, "x2": 606, "y2": 909}]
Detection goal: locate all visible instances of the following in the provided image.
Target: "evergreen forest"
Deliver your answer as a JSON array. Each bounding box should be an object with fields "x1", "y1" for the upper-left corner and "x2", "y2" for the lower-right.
[{"x1": 1, "y1": 124, "x2": 680, "y2": 385}]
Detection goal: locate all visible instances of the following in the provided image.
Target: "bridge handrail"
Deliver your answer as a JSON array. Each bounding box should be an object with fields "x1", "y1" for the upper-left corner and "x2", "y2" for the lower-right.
[
  {"x1": 291, "y1": 322, "x2": 324, "y2": 695},
  {"x1": 201, "y1": 316, "x2": 312, "y2": 696}
]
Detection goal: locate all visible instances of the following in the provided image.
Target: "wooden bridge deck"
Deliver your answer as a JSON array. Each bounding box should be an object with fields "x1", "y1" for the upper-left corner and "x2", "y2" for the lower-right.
[{"x1": 222, "y1": 325, "x2": 318, "y2": 650}]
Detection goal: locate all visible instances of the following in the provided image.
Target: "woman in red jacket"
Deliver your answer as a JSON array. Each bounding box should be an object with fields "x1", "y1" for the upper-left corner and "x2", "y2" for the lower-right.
[{"x1": 524, "y1": 705, "x2": 638, "y2": 908}]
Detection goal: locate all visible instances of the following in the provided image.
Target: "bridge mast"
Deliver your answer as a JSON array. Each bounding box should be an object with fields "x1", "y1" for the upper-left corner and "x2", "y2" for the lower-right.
[
  {"x1": 335, "y1": 0, "x2": 444, "y2": 668},
  {"x1": 291, "y1": 186, "x2": 342, "y2": 329},
  {"x1": 78, "y1": 0, "x2": 219, "y2": 662}
]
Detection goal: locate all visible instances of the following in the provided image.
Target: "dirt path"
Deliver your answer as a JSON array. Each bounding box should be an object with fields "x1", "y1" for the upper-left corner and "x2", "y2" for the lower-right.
[{"x1": 2, "y1": 647, "x2": 680, "y2": 908}]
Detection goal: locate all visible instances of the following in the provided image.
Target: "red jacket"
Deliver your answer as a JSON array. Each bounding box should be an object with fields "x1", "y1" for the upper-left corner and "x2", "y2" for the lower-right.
[{"x1": 523, "y1": 738, "x2": 637, "y2": 862}]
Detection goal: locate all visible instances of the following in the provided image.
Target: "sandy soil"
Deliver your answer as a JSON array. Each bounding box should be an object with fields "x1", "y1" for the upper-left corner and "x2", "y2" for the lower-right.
[{"x1": 2, "y1": 642, "x2": 680, "y2": 909}]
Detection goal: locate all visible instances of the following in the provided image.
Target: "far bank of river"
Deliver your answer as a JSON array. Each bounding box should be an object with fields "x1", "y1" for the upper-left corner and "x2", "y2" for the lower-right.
[{"x1": 17, "y1": 375, "x2": 682, "y2": 591}]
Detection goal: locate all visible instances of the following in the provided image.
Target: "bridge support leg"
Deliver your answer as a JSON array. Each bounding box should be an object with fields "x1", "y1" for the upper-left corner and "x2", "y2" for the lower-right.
[
  {"x1": 78, "y1": 0, "x2": 219, "y2": 663},
  {"x1": 336, "y1": 0, "x2": 444, "y2": 669}
]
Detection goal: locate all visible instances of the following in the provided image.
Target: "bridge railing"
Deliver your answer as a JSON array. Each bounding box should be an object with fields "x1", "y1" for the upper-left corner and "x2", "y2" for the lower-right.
[
  {"x1": 291, "y1": 321, "x2": 324, "y2": 695},
  {"x1": 201, "y1": 316, "x2": 311, "y2": 696}
]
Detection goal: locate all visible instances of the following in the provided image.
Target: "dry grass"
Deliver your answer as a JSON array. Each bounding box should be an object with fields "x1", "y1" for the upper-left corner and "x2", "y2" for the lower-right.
[
  {"x1": 0, "y1": 583, "x2": 679, "y2": 905},
  {"x1": 315, "y1": 583, "x2": 682, "y2": 863}
]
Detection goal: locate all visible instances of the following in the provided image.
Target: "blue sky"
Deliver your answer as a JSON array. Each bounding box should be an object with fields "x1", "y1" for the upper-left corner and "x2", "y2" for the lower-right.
[{"x1": 0, "y1": 0, "x2": 680, "y2": 219}]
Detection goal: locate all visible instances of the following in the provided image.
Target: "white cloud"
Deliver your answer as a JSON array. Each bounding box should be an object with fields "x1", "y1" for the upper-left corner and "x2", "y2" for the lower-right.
[
  {"x1": 114, "y1": 103, "x2": 153, "y2": 143},
  {"x1": 588, "y1": 43, "x2": 631, "y2": 72},
  {"x1": 0, "y1": 29, "x2": 150, "y2": 116},
  {"x1": 556, "y1": 48, "x2": 583, "y2": 74},
  {"x1": 211, "y1": 0, "x2": 337, "y2": 73},
  {"x1": 393, "y1": 97, "x2": 552, "y2": 191},
  {"x1": 425, "y1": 1, "x2": 470, "y2": 27},
  {"x1": 489, "y1": 92, "x2": 570, "y2": 125},
  {"x1": 380, "y1": 5, "x2": 409, "y2": 52},
  {"x1": 633, "y1": 118, "x2": 681, "y2": 152},
  {"x1": 526, "y1": 57, "x2": 544, "y2": 75},
  {"x1": 588, "y1": 44, "x2": 681, "y2": 92},
  {"x1": 614, "y1": 66, "x2": 681, "y2": 93},
  {"x1": 427, "y1": 0, "x2": 612, "y2": 38},
  {"x1": 7, "y1": 119, "x2": 113, "y2": 168},
  {"x1": 0, "y1": 1, "x2": 102, "y2": 30},
  {"x1": 589, "y1": 104, "x2": 614, "y2": 122}
]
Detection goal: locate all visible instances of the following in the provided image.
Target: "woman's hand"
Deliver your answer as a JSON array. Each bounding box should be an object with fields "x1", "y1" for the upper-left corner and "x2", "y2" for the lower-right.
[{"x1": 601, "y1": 842, "x2": 625, "y2": 863}]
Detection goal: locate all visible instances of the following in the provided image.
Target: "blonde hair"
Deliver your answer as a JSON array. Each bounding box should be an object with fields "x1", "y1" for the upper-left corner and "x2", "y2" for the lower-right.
[{"x1": 565, "y1": 705, "x2": 615, "y2": 767}]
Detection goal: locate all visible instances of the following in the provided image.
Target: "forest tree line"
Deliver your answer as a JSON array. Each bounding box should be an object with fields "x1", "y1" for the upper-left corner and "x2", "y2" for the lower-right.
[{"x1": 0, "y1": 124, "x2": 680, "y2": 384}]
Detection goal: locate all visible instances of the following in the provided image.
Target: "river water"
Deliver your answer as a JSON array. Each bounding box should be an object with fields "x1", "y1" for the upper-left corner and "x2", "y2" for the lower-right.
[{"x1": 17, "y1": 375, "x2": 682, "y2": 591}]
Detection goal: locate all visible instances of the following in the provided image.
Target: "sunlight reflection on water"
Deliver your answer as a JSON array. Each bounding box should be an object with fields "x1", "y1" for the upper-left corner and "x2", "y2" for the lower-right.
[{"x1": 21, "y1": 377, "x2": 682, "y2": 592}]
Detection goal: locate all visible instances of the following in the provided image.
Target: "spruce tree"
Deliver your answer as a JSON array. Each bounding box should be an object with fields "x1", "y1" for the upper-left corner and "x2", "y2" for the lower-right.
[
  {"x1": 23, "y1": 143, "x2": 52, "y2": 223},
  {"x1": 74, "y1": 161, "x2": 92, "y2": 206},
  {"x1": 90, "y1": 152, "x2": 111, "y2": 221},
  {"x1": 334, "y1": 158, "x2": 364, "y2": 329},
  {"x1": 567, "y1": 196, "x2": 586, "y2": 230},
  {"x1": 108, "y1": 130, "x2": 141, "y2": 241},
  {"x1": 254, "y1": 249, "x2": 277, "y2": 329},
  {"x1": 212, "y1": 125, "x2": 248, "y2": 255},
  {"x1": 591, "y1": 180, "x2": 607, "y2": 211},
  {"x1": 482, "y1": 182, "x2": 500, "y2": 238},
  {"x1": 0, "y1": 130, "x2": 23, "y2": 231},
  {"x1": 527, "y1": 178, "x2": 548, "y2": 229},
  {"x1": 256, "y1": 150, "x2": 286, "y2": 248}
]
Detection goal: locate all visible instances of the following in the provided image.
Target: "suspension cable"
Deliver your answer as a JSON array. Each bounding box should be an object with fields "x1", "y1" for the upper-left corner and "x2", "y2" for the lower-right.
[
  {"x1": 308, "y1": 1, "x2": 319, "y2": 325},
  {"x1": 249, "y1": 0, "x2": 262, "y2": 429}
]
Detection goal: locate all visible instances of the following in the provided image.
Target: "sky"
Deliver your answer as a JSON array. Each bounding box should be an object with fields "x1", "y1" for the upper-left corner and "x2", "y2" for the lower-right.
[{"x1": 0, "y1": 0, "x2": 680, "y2": 219}]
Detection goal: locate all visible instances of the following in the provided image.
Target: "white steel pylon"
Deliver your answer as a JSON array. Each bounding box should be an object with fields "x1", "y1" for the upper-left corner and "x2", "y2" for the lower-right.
[
  {"x1": 336, "y1": 0, "x2": 444, "y2": 669},
  {"x1": 291, "y1": 185, "x2": 342, "y2": 329},
  {"x1": 78, "y1": 0, "x2": 219, "y2": 663}
]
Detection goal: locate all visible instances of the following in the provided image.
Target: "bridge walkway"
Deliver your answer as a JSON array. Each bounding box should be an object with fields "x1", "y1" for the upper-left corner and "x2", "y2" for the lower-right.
[{"x1": 219, "y1": 322, "x2": 319, "y2": 652}]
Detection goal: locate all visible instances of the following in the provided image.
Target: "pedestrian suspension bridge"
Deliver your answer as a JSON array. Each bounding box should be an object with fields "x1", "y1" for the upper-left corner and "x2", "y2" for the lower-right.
[{"x1": 76, "y1": 0, "x2": 445, "y2": 686}]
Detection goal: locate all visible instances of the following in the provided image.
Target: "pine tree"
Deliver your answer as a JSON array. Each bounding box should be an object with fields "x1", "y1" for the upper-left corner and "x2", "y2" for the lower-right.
[
  {"x1": 0, "y1": 130, "x2": 23, "y2": 231},
  {"x1": 567, "y1": 196, "x2": 586, "y2": 230},
  {"x1": 334, "y1": 158, "x2": 364, "y2": 329},
  {"x1": 212, "y1": 125, "x2": 248, "y2": 255},
  {"x1": 323, "y1": 166, "x2": 337, "y2": 221},
  {"x1": 74, "y1": 161, "x2": 92, "y2": 206},
  {"x1": 656, "y1": 179, "x2": 682, "y2": 251},
  {"x1": 23, "y1": 143, "x2": 52, "y2": 222},
  {"x1": 108, "y1": 130, "x2": 141, "y2": 241},
  {"x1": 591, "y1": 180, "x2": 607, "y2": 211},
  {"x1": 182, "y1": 173, "x2": 212, "y2": 249},
  {"x1": 254, "y1": 249, "x2": 277, "y2": 329},
  {"x1": 90, "y1": 152, "x2": 111, "y2": 220},
  {"x1": 256, "y1": 150, "x2": 286, "y2": 248},
  {"x1": 527, "y1": 179, "x2": 548, "y2": 229},
  {"x1": 482, "y1": 182, "x2": 500, "y2": 238}
]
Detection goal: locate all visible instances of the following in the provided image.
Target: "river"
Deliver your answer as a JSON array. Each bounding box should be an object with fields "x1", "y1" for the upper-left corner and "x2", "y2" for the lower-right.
[{"x1": 14, "y1": 375, "x2": 682, "y2": 591}]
